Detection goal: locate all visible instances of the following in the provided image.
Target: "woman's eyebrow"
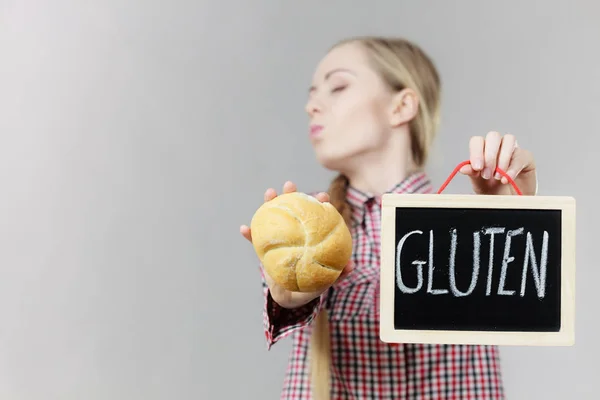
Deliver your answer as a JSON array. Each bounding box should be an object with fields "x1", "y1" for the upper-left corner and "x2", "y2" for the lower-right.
[{"x1": 309, "y1": 68, "x2": 355, "y2": 93}]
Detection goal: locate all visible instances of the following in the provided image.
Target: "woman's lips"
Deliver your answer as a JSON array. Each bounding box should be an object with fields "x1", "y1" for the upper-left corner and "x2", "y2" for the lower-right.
[{"x1": 310, "y1": 125, "x2": 323, "y2": 137}]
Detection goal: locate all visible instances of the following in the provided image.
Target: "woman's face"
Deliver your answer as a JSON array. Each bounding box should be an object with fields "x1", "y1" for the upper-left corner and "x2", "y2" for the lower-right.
[{"x1": 305, "y1": 42, "x2": 395, "y2": 172}]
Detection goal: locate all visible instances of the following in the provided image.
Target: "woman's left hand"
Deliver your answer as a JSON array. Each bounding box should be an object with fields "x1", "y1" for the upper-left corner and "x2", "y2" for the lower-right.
[{"x1": 459, "y1": 132, "x2": 537, "y2": 196}]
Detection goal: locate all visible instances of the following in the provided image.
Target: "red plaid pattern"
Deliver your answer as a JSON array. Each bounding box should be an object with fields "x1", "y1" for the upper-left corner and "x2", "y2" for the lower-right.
[{"x1": 260, "y1": 172, "x2": 505, "y2": 399}]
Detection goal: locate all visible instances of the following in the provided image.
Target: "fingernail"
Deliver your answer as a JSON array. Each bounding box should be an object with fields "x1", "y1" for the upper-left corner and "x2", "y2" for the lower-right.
[
  {"x1": 474, "y1": 159, "x2": 483, "y2": 170},
  {"x1": 494, "y1": 172, "x2": 501, "y2": 180},
  {"x1": 482, "y1": 168, "x2": 491, "y2": 179}
]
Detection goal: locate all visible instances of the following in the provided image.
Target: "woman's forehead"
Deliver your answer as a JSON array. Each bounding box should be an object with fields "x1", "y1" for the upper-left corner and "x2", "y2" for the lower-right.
[{"x1": 312, "y1": 43, "x2": 370, "y2": 81}]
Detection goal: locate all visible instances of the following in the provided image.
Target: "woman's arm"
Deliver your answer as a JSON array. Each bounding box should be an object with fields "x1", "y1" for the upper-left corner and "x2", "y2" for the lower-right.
[{"x1": 259, "y1": 264, "x2": 326, "y2": 349}]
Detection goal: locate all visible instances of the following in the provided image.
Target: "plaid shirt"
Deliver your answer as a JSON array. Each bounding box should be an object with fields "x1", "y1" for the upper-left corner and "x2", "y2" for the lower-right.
[{"x1": 260, "y1": 172, "x2": 505, "y2": 399}]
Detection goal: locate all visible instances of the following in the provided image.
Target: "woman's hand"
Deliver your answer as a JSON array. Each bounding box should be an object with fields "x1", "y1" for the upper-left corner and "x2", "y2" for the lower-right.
[
  {"x1": 240, "y1": 181, "x2": 354, "y2": 309},
  {"x1": 459, "y1": 132, "x2": 538, "y2": 196}
]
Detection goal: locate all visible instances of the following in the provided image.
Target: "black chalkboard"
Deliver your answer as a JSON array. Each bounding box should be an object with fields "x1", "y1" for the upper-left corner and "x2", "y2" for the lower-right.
[{"x1": 379, "y1": 194, "x2": 576, "y2": 347}]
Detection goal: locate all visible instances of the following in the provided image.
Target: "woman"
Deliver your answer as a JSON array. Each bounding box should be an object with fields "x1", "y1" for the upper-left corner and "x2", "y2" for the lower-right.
[{"x1": 240, "y1": 36, "x2": 537, "y2": 399}]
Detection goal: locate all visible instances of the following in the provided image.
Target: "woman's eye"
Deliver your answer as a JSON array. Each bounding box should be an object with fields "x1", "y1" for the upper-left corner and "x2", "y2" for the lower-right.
[{"x1": 331, "y1": 85, "x2": 347, "y2": 93}]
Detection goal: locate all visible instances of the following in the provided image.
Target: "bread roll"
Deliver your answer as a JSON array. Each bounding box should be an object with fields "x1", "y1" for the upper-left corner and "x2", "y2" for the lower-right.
[{"x1": 250, "y1": 192, "x2": 353, "y2": 292}]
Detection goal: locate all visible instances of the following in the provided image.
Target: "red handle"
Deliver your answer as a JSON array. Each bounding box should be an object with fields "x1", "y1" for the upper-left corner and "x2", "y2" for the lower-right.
[{"x1": 436, "y1": 160, "x2": 523, "y2": 195}]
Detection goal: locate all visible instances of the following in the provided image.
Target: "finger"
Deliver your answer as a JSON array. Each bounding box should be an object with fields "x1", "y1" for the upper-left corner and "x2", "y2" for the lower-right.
[
  {"x1": 264, "y1": 188, "x2": 277, "y2": 202},
  {"x1": 240, "y1": 225, "x2": 252, "y2": 242},
  {"x1": 482, "y1": 131, "x2": 502, "y2": 180},
  {"x1": 469, "y1": 136, "x2": 485, "y2": 172},
  {"x1": 314, "y1": 191, "x2": 330, "y2": 203},
  {"x1": 502, "y1": 161, "x2": 524, "y2": 185},
  {"x1": 502, "y1": 148, "x2": 533, "y2": 184},
  {"x1": 282, "y1": 181, "x2": 297, "y2": 194},
  {"x1": 336, "y1": 260, "x2": 354, "y2": 282},
  {"x1": 459, "y1": 163, "x2": 478, "y2": 177},
  {"x1": 495, "y1": 134, "x2": 516, "y2": 180}
]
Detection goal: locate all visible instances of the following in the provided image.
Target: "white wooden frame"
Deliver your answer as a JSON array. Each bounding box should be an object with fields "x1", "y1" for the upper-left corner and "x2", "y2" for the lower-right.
[{"x1": 379, "y1": 194, "x2": 576, "y2": 346}]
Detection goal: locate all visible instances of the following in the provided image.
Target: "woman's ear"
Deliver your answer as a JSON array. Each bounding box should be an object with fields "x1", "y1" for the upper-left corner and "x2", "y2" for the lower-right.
[{"x1": 389, "y1": 88, "x2": 419, "y2": 127}]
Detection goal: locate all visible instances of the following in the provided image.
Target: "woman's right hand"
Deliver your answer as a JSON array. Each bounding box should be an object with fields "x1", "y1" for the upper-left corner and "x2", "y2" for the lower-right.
[{"x1": 240, "y1": 181, "x2": 354, "y2": 310}]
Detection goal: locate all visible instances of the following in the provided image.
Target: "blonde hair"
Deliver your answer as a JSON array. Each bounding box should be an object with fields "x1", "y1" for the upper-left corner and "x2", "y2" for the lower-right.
[{"x1": 309, "y1": 36, "x2": 442, "y2": 399}]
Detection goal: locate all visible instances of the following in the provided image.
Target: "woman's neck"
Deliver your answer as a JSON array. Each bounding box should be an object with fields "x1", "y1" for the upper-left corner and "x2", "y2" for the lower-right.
[
  {"x1": 346, "y1": 165, "x2": 410, "y2": 196},
  {"x1": 343, "y1": 145, "x2": 416, "y2": 196}
]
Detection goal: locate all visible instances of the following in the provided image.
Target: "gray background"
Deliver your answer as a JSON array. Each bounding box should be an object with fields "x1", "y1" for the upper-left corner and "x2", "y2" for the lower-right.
[{"x1": 0, "y1": 0, "x2": 598, "y2": 399}]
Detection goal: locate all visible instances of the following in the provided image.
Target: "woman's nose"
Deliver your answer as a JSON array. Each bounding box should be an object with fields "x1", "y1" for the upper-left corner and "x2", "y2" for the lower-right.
[{"x1": 305, "y1": 98, "x2": 322, "y2": 117}]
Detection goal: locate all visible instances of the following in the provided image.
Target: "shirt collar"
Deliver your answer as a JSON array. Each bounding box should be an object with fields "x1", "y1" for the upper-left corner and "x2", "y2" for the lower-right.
[{"x1": 346, "y1": 171, "x2": 433, "y2": 225}]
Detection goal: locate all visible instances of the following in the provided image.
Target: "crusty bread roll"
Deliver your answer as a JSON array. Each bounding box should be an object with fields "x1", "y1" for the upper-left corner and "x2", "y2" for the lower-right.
[{"x1": 250, "y1": 192, "x2": 353, "y2": 293}]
